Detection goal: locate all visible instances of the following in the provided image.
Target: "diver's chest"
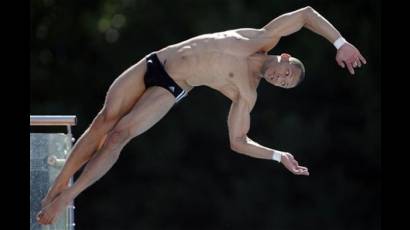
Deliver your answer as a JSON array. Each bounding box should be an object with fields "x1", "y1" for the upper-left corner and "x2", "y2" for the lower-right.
[{"x1": 206, "y1": 53, "x2": 250, "y2": 78}]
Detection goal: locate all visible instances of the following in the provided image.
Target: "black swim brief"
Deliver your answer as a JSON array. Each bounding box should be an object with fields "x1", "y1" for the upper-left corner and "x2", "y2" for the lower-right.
[{"x1": 144, "y1": 53, "x2": 187, "y2": 102}]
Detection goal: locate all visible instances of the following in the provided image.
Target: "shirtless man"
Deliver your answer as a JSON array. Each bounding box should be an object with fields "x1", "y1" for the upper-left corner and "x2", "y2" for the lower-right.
[{"x1": 37, "y1": 6, "x2": 366, "y2": 225}]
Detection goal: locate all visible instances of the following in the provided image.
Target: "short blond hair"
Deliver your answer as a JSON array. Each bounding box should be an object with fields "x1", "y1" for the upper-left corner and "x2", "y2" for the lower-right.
[{"x1": 290, "y1": 57, "x2": 305, "y2": 86}]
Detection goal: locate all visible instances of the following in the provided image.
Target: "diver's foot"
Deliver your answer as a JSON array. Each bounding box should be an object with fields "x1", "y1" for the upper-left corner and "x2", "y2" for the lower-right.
[{"x1": 37, "y1": 191, "x2": 72, "y2": 225}]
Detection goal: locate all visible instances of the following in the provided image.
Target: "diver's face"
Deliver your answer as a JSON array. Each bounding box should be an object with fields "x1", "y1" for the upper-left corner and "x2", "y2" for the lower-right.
[{"x1": 264, "y1": 55, "x2": 301, "y2": 89}]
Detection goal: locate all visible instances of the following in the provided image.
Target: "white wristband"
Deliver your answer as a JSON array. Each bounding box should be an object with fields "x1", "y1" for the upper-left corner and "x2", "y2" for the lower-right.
[
  {"x1": 333, "y1": 37, "x2": 347, "y2": 50},
  {"x1": 272, "y1": 151, "x2": 282, "y2": 163}
]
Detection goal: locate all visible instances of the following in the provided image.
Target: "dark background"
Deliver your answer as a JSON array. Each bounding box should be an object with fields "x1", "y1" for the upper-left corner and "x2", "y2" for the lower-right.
[{"x1": 30, "y1": 0, "x2": 380, "y2": 229}]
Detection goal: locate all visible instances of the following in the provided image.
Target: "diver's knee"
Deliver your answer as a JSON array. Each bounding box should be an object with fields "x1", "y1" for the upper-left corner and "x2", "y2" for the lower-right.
[{"x1": 105, "y1": 127, "x2": 131, "y2": 148}]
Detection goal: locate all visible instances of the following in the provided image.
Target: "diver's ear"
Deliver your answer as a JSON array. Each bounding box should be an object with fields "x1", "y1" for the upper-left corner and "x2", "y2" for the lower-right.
[{"x1": 280, "y1": 53, "x2": 291, "y2": 62}]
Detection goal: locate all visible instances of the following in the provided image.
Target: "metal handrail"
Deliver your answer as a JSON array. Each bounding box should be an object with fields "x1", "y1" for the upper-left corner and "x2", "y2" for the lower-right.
[{"x1": 30, "y1": 115, "x2": 77, "y2": 126}]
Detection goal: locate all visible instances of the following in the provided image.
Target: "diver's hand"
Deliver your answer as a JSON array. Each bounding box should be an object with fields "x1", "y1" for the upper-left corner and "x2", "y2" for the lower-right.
[
  {"x1": 336, "y1": 42, "x2": 367, "y2": 75},
  {"x1": 280, "y1": 152, "x2": 309, "y2": 176}
]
